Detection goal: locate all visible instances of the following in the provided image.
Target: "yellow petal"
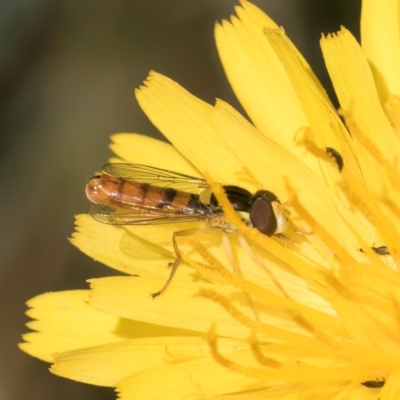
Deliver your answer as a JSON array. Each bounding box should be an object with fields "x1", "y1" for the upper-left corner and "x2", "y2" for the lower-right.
[
  {"x1": 87, "y1": 274, "x2": 341, "y2": 345},
  {"x1": 115, "y1": 342, "x2": 371, "y2": 399},
  {"x1": 116, "y1": 348, "x2": 269, "y2": 400},
  {"x1": 321, "y1": 27, "x2": 400, "y2": 227},
  {"x1": 361, "y1": 0, "x2": 400, "y2": 100},
  {"x1": 321, "y1": 28, "x2": 400, "y2": 164},
  {"x1": 71, "y1": 214, "x2": 184, "y2": 278},
  {"x1": 71, "y1": 214, "x2": 220, "y2": 285},
  {"x1": 109, "y1": 133, "x2": 201, "y2": 176},
  {"x1": 51, "y1": 336, "x2": 245, "y2": 387},
  {"x1": 215, "y1": 4, "x2": 308, "y2": 158},
  {"x1": 262, "y1": 27, "x2": 359, "y2": 187},
  {"x1": 88, "y1": 276, "x2": 253, "y2": 338},
  {"x1": 135, "y1": 71, "x2": 250, "y2": 187},
  {"x1": 381, "y1": 366, "x2": 400, "y2": 398},
  {"x1": 19, "y1": 291, "x2": 123, "y2": 362}
]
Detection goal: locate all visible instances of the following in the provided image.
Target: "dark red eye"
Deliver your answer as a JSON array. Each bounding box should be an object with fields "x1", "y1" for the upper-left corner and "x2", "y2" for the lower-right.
[{"x1": 250, "y1": 190, "x2": 278, "y2": 236}]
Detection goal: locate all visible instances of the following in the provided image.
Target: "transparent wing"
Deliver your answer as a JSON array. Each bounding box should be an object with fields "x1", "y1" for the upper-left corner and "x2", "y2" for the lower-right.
[
  {"x1": 101, "y1": 163, "x2": 209, "y2": 193},
  {"x1": 89, "y1": 203, "x2": 210, "y2": 225}
]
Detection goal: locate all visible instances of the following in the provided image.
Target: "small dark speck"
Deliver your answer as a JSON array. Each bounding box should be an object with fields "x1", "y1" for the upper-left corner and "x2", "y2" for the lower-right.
[
  {"x1": 361, "y1": 379, "x2": 385, "y2": 388},
  {"x1": 371, "y1": 246, "x2": 390, "y2": 255},
  {"x1": 326, "y1": 147, "x2": 344, "y2": 172},
  {"x1": 360, "y1": 245, "x2": 390, "y2": 255}
]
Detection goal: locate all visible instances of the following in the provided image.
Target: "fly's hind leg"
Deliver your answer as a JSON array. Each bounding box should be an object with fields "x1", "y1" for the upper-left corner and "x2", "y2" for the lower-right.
[{"x1": 150, "y1": 227, "x2": 211, "y2": 298}]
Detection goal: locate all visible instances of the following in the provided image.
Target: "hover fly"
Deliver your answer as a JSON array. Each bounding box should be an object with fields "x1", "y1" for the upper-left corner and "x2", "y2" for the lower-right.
[{"x1": 86, "y1": 164, "x2": 287, "y2": 296}]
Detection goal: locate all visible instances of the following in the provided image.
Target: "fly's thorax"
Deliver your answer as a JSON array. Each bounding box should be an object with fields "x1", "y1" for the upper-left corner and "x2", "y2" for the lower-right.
[{"x1": 223, "y1": 185, "x2": 253, "y2": 212}]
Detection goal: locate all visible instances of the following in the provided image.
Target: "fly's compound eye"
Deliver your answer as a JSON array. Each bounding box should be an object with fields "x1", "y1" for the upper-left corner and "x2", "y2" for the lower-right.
[{"x1": 250, "y1": 190, "x2": 279, "y2": 236}]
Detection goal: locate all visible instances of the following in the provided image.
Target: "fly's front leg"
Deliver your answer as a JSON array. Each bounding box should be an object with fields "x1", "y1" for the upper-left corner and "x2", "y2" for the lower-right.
[{"x1": 150, "y1": 228, "x2": 205, "y2": 298}]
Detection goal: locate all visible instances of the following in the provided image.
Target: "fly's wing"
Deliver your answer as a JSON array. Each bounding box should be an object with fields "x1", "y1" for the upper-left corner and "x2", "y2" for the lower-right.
[
  {"x1": 89, "y1": 203, "x2": 210, "y2": 225},
  {"x1": 90, "y1": 164, "x2": 222, "y2": 224},
  {"x1": 101, "y1": 163, "x2": 209, "y2": 193}
]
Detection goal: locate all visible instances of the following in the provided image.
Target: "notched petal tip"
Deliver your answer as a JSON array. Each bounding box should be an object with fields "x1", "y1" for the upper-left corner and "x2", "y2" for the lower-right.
[
  {"x1": 135, "y1": 70, "x2": 159, "y2": 93},
  {"x1": 263, "y1": 26, "x2": 285, "y2": 36},
  {"x1": 320, "y1": 27, "x2": 347, "y2": 44},
  {"x1": 134, "y1": 86, "x2": 146, "y2": 97},
  {"x1": 145, "y1": 70, "x2": 157, "y2": 81},
  {"x1": 215, "y1": 18, "x2": 230, "y2": 30}
]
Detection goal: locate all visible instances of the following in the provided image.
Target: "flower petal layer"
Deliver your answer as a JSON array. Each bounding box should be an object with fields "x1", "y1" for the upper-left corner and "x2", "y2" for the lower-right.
[
  {"x1": 19, "y1": 291, "x2": 125, "y2": 362},
  {"x1": 135, "y1": 71, "x2": 252, "y2": 188},
  {"x1": 361, "y1": 0, "x2": 400, "y2": 100},
  {"x1": 321, "y1": 27, "x2": 400, "y2": 228},
  {"x1": 71, "y1": 214, "x2": 189, "y2": 278},
  {"x1": 88, "y1": 276, "x2": 257, "y2": 338},
  {"x1": 109, "y1": 133, "x2": 202, "y2": 176},
  {"x1": 51, "y1": 336, "x2": 244, "y2": 387},
  {"x1": 215, "y1": 3, "x2": 308, "y2": 150}
]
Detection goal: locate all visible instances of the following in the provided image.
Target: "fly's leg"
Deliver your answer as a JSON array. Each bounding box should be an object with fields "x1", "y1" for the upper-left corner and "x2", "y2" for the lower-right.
[
  {"x1": 221, "y1": 233, "x2": 238, "y2": 273},
  {"x1": 238, "y1": 235, "x2": 290, "y2": 299},
  {"x1": 150, "y1": 228, "x2": 206, "y2": 298}
]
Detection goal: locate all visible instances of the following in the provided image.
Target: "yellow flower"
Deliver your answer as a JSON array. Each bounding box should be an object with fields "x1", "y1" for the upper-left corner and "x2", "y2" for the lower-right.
[{"x1": 20, "y1": 1, "x2": 400, "y2": 399}]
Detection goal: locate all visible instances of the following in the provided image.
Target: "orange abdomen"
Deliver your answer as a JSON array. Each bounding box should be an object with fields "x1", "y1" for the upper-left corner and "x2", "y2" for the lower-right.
[{"x1": 86, "y1": 173, "x2": 200, "y2": 212}]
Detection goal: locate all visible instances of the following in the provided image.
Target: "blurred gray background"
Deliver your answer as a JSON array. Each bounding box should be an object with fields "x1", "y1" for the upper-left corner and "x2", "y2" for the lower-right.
[{"x1": 0, "y1": 1, "x2": 360, "y2": 399}]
